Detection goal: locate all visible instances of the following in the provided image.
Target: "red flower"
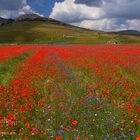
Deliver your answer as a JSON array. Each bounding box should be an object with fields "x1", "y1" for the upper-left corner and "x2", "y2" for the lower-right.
[
  {"x1": 84, "y1": 106, "x2": 88, "y2": 109},
  {"x1": 30, "y1": 127, "x2": 40, "y2": 135},
  {"x1": 136, "y1": 135, "x2": 140, "y2": 140},
  {"x1": 121, "y1": 120, "x2": 125, "y2": 124},
  {"x1": 21, "y1": 117, "x2": 26, "y2": 121},
  {"x1": 9, "y1": 131, "x2": 16, "y2": 135},
  {"x1": 0, "y1": 85, "x2": 5, "y2": 91},
  {"x1": 49, "y1": 107, "x2": 53, "y2": 111},
  {"x1": 19, "y1": 128, "x2": 24, "y2": 133},
  {"x1": 112, "y1": 127, "x2": 117, "y2": 132},
  {"x1": 56, "y1": 136, "x2": 62, "y2": 140},
  {"x1": 7, "y1": 114, "x2": 15, "y2": 121},
  {"x1": 72, "y1": 120, "x2": 78, "y2": 125},
  {"x1": 8, "y1": 121, "x2": 14, "y2": 127},
  {"x1": 132, "y1": 119, "x2": 136, "y2": 124},
  {"x1": 46, "y1": 80, "x2": 52, "y2": 84},
  {"x1": 21, "y1": 90, "x2": 27, "y2": 97},
  {"x1": 104, "y1": 90, "x2": 110, "y2": 95},
  {"x1": 119, "y1": 105, "x2": 123, "y2": 109},
  {"x1": 127, "y1": 125, "x2": 131, "y2": 129},
  {"x1": 137, "y1": 107, "x2": 140, "y2": 114},
  {"x1": 20, "y1": 105, "x2": 27, "y2": 112},
  {"x1": 25, "y1": 122, "x2": 30, "y2": 128},
  {"x1": 0, "y1": 114, "x2": 3, "y2": 117}
]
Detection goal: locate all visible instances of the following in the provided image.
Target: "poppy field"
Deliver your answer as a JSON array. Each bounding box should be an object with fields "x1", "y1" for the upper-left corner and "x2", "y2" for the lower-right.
[{"x1": 0, "y1": 45, "x2": 140, "y2": 140}]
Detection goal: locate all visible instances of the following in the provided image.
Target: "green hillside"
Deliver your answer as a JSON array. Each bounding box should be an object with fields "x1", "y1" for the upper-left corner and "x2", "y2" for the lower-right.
[{"x1": 0, "y1": 20, "x2": 140, "y2": 45}]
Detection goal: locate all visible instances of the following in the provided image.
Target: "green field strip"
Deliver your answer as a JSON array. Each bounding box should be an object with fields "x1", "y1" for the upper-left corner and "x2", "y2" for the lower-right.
[
  {"x1": 0, "y1": 49, "x2": 35, "y2": 86},
  {"x1": 39, "y1": 56, "x2": 138, "y2": 139},
  {"x1": 0, "y1": 21, "x2": 140, "y2": 45}
]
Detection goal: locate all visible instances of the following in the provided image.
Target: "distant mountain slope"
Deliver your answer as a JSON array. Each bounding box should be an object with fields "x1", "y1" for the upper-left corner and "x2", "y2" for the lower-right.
[
  {"x1": 118, "y1": 30, "x2": 140, "y2": 35},
  {"x1": 16, "y1": 14, "x2": 42, "y2": 21},
  {"x1": 0, "y1": 17, "x2": 6, "y2": 21},
  {"x1": 0, "y1": 17, "x2": 7, "y2": 24},
  {"x1": 0, "y1": 17, "x2": 15, "y2": 25},
  {"x1": 16, "y1": 14, "x2": 68, "y2": 25},
  {"x1": 16, "y1": 14, "x2": 84, "y2": 28},
  {"x1": 0, "y1": 14, "x2": 140, "y2": 45}
]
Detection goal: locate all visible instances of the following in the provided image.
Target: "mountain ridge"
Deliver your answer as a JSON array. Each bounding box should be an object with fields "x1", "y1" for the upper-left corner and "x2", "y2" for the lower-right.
[
  {"x1": 0, "y1": 14, "x2": 140, "y2": 45},
  {"x1": 0, "y1": 17, "x2": 8, "y2": 24},
  {"x1": 0, "y1": 14, "x2": 140, "y2": 35},
  {"x1": 117, "y1": 30, "x2": 140, "y2": 35}
]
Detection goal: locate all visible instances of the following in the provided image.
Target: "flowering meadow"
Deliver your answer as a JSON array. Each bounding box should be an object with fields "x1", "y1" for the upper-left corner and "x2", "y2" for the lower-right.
[
  {"x1": 0, "y1": 46, "x2": 33, "y2": 61},
  {"x1": 0, "y1": 45, "x2": 140, "y2": 140}
]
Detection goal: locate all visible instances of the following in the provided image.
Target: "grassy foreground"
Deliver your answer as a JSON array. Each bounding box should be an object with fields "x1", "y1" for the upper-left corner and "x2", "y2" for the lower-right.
[{"x1": 0, "y1": 45, "x2": 140, "y2": 140}]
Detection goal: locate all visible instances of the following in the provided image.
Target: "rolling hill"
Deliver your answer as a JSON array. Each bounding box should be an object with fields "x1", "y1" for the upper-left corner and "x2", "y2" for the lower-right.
[
  {"x1": 0, "y1": 17, "x2": 9, "y2": 25},
  {"x1": 117, "y1": 30, "x2": 140, "y2": 35},
  {"x1": 0, "y1": 14, "x2": 140, "y2": 45}
]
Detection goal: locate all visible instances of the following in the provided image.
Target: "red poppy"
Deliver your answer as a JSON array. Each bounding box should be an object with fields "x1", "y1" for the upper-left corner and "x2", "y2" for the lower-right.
[
  {"x1": 72, "y1": 120, "x2": 78, "y2": 125},
  {"x1": 127, "y1": 125, "x2": 131, "y2": 129},
  {"x1": 8, "y1": 121, "x2": 14, "y2": 127},
  {"x1": 21, "y1": 117, "x2": 26, "y2": 121},
  {"x1": 137, "y1": 107, "x2": 140, "y2": 114},
  {"x1": 136, "y1": 135, "x2": 140, "y2": 140},
  {"x1": 121, "y1": 120, "x2": 125, "y2": 124},
  {"x1": 56, "y1": 136, "x2": 62, "y2": 140},
  {"x1": 7, "y1": 114, "x2": 15, "y2": 121},
  {"x1": 25, "y1": 122, "x2": 30, "y2": 128},
  {"x1": 20, "y1": 105, "x2": 27, "y2": 112},
  {"x1": 49, "y1": 107, "x2": 53, "y2": 111}
]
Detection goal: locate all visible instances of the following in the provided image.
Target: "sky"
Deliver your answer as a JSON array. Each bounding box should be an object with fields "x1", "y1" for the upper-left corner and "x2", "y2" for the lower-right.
[{"x1": 0, "y1": 0, "x2": 140, "y2": 31}]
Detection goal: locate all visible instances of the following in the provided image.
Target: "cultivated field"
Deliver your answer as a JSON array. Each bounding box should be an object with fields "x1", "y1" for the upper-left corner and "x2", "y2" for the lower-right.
[
  {"x1": 0, "y1": 45, "x2": 140, "y2": 140},
  {"x1": 1, "y1": 21, "x2": 140, "y2": 45}
]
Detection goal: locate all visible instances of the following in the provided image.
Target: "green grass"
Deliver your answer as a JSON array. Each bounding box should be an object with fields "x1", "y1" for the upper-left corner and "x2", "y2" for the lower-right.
[
  {"x1": 0, "y1": 21, "x2": 140, "y2": 45},
  {"x1": 0, "y1": 50, "x2": 33, "y2": 86}
]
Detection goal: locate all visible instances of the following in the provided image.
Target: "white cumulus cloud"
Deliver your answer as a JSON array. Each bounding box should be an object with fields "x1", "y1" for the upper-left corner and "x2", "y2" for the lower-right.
[
  {"x1": 50, "y1": 0, "x2": 104, "y2": 23},
  {"x1": 73, "y1": 18, "x2": 127, "y2": 31},
  {"x1": 127, "y1": 19, "x2": 140, "y2": 31},
  {"x1": 50, "y1": 0, "x2": 140, "y2": 31},
  {"x1": 0, "y1": 0, "x2": 38, "y2": 18}
]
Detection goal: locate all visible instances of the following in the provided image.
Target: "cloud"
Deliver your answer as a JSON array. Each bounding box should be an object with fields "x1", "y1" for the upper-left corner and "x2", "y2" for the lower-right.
[
  {"x1": 50, "y1": 0, "x2": 140, "y2": 31},
  {"x1": 75, "y1": 0, "x2": 102, "y2": 7},
  {"x1": 0, "y1": 0, "x2": 34, "y2": 18},
  {"x1": 0, "y1": 0, "x2": 24, "y2": 10},
  {"x1": 75, "y1": 0, "x2": 140, "y2": 19},
  {"x1": 50, "y1": 0, "x2": 104, "y2": 23},
  {"x1": 103, "y1": 0, "x2": 140, "y2": 20},
  {"x1": 127, "y1": 19, "x2": 140, "y2": 31},
  {"x1": 1, "y1": 0, "x2": 140, "y2": 31},
  {"x1": 72, "y1": 18, "x2": 127, "y2": 31}
]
